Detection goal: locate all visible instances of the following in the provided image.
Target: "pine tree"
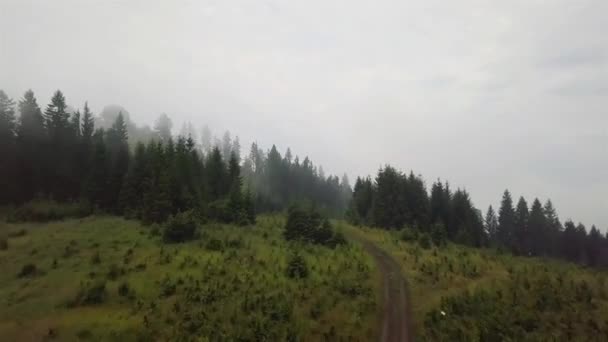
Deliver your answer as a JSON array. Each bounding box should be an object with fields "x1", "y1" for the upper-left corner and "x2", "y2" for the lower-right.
[
  {"x1": 154, "y1": 113, "x2": 172, "y2": 142},
  {"x1": 0, "y1": 90, "x2": 17, "y2": 204},
  {"x1": 84, "y1": 129, "x2": 109, "y2": 207},
  {"x1": 528, "y1": 199, "x2": 546, "y2": 256},
  {"x1": 543, "y1": 200, "x2": 562, "y2": 257},
  {"x1": 206, "y1": 146, "x2": 227, "y2": 200},
  {"x1": 372, "y1": 166, "x2": 406, "y2": 229},
  {"x1": 105, "y1": 113, "x2": 129, "y2": 212},
  {"x1": 587, "y1": 225, "x2": 603, "y2": 267},
  {"x1": 497, "y1": 190, "x2": 516, "y2": 251},
  {"x1": 44, "y1": 90, "x2": 70, "y2": 142},
  {"x1": 484, "y1": 205, "x2": 499, "y2": 244},
  {"x1": 514, "y1": 196, "x2": 530, "y2": 255},
  {"x1": 16, "y1": 90, "x2": 46, "y2": 201}
]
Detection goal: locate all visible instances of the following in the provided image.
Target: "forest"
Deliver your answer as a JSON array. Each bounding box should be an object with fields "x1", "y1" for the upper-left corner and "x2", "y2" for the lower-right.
[
  {"x1": 1, "y1": 87, "x2": 607, "y2": 341},
  {"x1": 0, "y1": 89, "x2": 351, "y2": 223},
  {"x1": 348, "y1": 166, "x2": 608, "y2": 268}
]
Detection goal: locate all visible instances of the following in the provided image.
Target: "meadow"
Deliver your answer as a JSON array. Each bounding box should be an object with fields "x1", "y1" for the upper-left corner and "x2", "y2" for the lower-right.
[
  {"x1": 0, "y1": 215, "x2": 378, "y2": 341},
  {"x1": 343, "y1": 223, "x2": 608, "y2": 341}
]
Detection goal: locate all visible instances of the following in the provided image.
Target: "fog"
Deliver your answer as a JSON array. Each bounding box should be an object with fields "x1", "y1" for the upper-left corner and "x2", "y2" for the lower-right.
[{"x1": 1, "y1": 0, "x2": 606, "y2": 230}]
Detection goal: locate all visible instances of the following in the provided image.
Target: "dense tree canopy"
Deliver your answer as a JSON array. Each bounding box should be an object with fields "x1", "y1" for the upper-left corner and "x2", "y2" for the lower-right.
[
  {"x1": 0, "y1": 89, "x2": 349, "y2": 226},
  {"x1": 348, "y1": 165, "x2": 607, "y2": 267}
]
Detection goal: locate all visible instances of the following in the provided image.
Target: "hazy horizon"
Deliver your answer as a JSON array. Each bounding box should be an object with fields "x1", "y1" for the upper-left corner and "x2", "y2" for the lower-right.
[{"x1": 1, "y1": 0, "x2": 606, "y2": 231}]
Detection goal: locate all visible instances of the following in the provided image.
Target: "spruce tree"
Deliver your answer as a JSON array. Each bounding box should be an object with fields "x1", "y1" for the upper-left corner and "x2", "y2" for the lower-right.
[
  {"x1": 0, "y1": 90, "x2": 17, "y2": 203},
  {"x1": 497, "y1": 190, "x2": 516, "y2": 251},
  {"x1": 106, "y1": 113, "x2": 129, "y2": 212},
  {"x1": 484, "y1": 205, "x2": 499, "y2": 244},
  {"x1": 16, "y1": 90, "x2": 46, "y2": 201},
  {"x1": 514, "y1": 196, "x2": 530, "y2": 255},
  {"x1": 528, "y1": 199, "x2": 546, "y2": 256}
]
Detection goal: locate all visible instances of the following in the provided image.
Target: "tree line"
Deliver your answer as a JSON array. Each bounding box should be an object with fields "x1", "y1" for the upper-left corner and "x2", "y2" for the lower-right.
[
  {"x1": 0, "y1": 89, "x2": 349, "y2": 223},
  {"x1": 348, "y1": 165, "x2": 608, "y2": 267}
]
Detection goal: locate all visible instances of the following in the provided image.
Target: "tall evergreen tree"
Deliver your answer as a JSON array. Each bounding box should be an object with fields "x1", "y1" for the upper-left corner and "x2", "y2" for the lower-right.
[
  {"x1": 0, "y1": 90, "x2": 17, "y2": 203},
  {"x1": 105, "y1": 113, "x2": 130, "y2": 212},
  {"x1": 484, "y1": 205, "x2": 499, "y2": 244},
  {"x1": 528, "y1": 199, "x2": 546, "y2": 256},
  {"x1": 154, "y1": 113, "x2": 172, "y2": 142},
  {"x1": 371, "y1": 166, "x2": 406, "y2": 229},
  {"x1": 16, "y1": 90, "x2": 46, "y2": 201},
  {"x1": 514, "y1": 196, "x2": 530, "y2": 255},
  {"x1": 497, "y1": 190, "x2": 516, "y2": 251}
]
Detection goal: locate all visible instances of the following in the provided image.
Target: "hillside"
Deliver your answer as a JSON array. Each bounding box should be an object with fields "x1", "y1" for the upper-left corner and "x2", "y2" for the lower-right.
[
  {"x1": 0, "y1": 215, "x2": 378, "y2": 341},
  {"x1": 344, "y1": 223, "x2": 608, "y2": 341}
]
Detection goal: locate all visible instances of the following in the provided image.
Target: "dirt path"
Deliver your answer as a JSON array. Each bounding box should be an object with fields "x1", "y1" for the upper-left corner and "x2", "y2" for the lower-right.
[{"x1": 350, "y1": 233, "x2": 411, "y2": 342}]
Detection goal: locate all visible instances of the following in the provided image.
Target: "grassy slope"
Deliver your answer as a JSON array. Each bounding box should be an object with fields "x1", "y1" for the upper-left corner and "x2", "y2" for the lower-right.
[
  {"x1": 342, "y1": 223, "x2": 608, "y2": 341},
  {"x1": 0, "y1": 215, "x2": 378, "y2": 341}
]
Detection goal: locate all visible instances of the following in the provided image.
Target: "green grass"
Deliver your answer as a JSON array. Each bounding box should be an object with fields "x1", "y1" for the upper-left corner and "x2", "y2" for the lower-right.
[
  {"x1": 344, "y1": 224, "x2": 608, "y2": 341},
  {"x1": 0, "y1": 215, "x2": 378, "y2": 341}
]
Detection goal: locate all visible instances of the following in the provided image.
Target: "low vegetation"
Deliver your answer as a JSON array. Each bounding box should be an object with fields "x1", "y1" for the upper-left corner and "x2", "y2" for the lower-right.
[
  {"x1": 347, "y1": 224, "x2": 608, "y2": 341},
  {"x1": 0, "y1": 215, "x2": 377, "y2": 341}
]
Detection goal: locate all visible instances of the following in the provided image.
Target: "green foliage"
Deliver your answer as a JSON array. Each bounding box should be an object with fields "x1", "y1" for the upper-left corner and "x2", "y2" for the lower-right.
[
  {"x1": 0, "y1": 236, "x2": 7, "y2": 250},
  {"x1": 17, "y1": 263, "x2": 38, "y2": 278},
  {"x1": 7, "y1": 199, "x2": 91, "y2": 223},
  {"x1": 162, "y1": 210, "x2": 198, "y2": 243},
  {"x1": 400, "y1": 228, "x2": 419, "y2": 242},
  {"x1": 351, "y1": 224, "x2": 608, "y2": 341},
  {"x1": 284, "y1": 206, "x2": 346, "y2": 248},
  {"x1": 418, "y1": 233, "x2": 432, "y2": 249},
  {"x1": 205, "y1": 238, "x2": 223, "y2": 251},
  {"x1": 73, "y1": 281, "x2": 107, "y2": 306},
  {"x1": 0, "y1": 215, "x2": 377, "y2": 341},
  {"x1": 286, "y1": 253, "x2": 309, "y2": 279}
]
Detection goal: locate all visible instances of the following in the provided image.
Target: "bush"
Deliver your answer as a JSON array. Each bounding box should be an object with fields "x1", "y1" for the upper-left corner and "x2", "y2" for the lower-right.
[
  {"x1": 400, "y1": 228, "x2": 419, "y2": 242},
  {"x1": 73, "y1": 281, "x2": 107, "y2": 305},
  {"x1": 90, "y1": 251, "x2": 101, "y2": 264},
  {"x1": 7, "y1": 199, "x2": 91, "y2": 223},
  {"x1": 205, "y1": 238, "x2": 223, "y2": 251},
  {"x1": 163, "y1": 210, "x2": 197, "y2": 243},
  {"x1": 7, "y1": 229, "x2": 26, "y2": 238},
  {"x1": 418, "y1": 233, "x2": 432, "y2": 249},
  {"x1": 18, "y1": 263, "x2": 38, "y2": 278},
  {"x1": 107, "y1": 264, "x2": 124, "y2": 280},
  {"x1": 284, "y1": 206, "x2": 346, "y2": 248},
  {"x1": 430, "y1": 223, "x2": 448, "y2": 247},
  {"x1": 207, "y1": 200, "x2": 233, "y2": 223},
  {"x1": 286, "y1": 254, "x2": 309, "y2": 279},
  {"x1": 0, "y1": 236, "x2": 7, "y2": 250},
  {"x1": 118, "y1": 281, "x2": 132, "y2": 297}
]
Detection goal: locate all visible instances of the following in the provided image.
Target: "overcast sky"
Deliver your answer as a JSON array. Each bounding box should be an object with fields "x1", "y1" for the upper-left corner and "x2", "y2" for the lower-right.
[{"x1": 1, "y1": 0, "x2": 607, "y2": 230}]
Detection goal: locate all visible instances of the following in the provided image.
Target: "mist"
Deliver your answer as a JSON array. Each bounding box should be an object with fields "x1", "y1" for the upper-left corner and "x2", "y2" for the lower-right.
[{"x1": 1, "y1": 0, "x2": 606, "y2": 230}]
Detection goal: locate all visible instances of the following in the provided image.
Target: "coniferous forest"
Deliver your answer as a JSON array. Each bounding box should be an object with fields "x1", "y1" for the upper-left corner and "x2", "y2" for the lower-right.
[
  {"x1": 0, "y1": 89, "x2": 351, "y2": 223},
  {"x1": 348, "y1": 166, "x2": 608, "y2": 268},
  {"x1": 1, "y1": 87, "x2": 608, "y2": 341}
]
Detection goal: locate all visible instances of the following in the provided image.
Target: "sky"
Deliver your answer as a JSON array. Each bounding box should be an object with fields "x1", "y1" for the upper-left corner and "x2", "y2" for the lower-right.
[{"x1": 1, "y1": 0, "x2": 607, "y2": 231}]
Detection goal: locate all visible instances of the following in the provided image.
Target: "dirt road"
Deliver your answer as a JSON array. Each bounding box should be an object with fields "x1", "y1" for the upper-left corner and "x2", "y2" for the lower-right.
[{"x1": 351, "y1": 233, "x2": 411, "y2": 342}]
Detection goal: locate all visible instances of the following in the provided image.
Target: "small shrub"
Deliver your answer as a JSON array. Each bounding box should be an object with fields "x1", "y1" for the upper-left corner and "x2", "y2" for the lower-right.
[
  {"x1": 0, "y1": 236, "x2": 7, "y2": 250},
  {"x1": 7, "y1": 199, "x2": 91, "y2": 223},
  {"x1": 418, "y1": 234, "x2": 432, "y2": 249},
  {"x1": 207, "y1": 199, "x2": 232, "y2": 223},
  {"x1": 18, "y1": 263, "x2": 38, "y2": 278},
  {"x1": 430, "y1": 223, "x2": 448, "y2": 247},
  {"x1": 73, "y1": 281, "x2": 107, "y2": 305},
  {"x1": 205, "y1": 238, "x2": 223, "y2": 251},
  {"x1": 162, "y1": 210, "x2": 197, "y2": 243},
  {"x1": 7, "y1": 229, "x2": 27, "y2": 238},
  {"x1": 90, "y1": 251, "x2": 101, "y2": 264},
  {"x1": 286, "y1": 254, "x2": 309, "y2": 279},
  {"x1": 400, "y1": 228, "x2": 419, "y2": 242},
  {"x1": 107, "y1": 264, "x2": 124, "y2": 280},
  {"x1": 118, "y1": 281, "x2": 132, "y2": 297}
]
